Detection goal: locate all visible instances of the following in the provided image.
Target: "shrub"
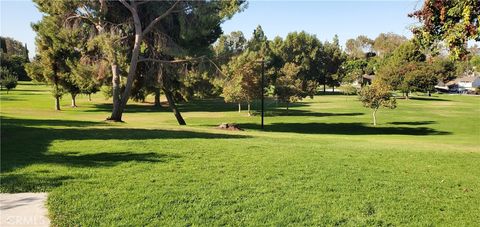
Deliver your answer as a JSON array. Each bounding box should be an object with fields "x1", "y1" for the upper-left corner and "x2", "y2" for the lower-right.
[{"x1": 1, "y1": 68, "x2": 18, "y2": 93}]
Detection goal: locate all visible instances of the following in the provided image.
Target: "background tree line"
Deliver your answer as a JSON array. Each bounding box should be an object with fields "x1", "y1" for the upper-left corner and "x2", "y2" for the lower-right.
[
  {"x1": 6, "y1": 0, "x2": 479, "y2": 125},
  {"x1": 0, "y1": 36, "x2": 31, "y2": 93}
]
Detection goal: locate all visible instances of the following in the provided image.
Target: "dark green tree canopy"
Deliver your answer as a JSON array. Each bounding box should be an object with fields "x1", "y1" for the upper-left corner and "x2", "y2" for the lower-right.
[{"x1": 0, "y1": 36, "x2": 30, "y2": 81}]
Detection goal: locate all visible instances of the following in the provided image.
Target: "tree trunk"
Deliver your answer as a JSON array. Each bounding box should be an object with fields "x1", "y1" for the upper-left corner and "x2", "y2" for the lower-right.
[
  {"x1": 332, "y1": 86, "x2": 335, "y2": 92},
  {"x1": 427, "y1": 90, "x2": 431, "y2": 96},
  {"x1": 88, "y1": 93, "x2": 92, "y2": 101},
  {"x1": 238, "y1": 103, "x2": 241, "y2": 113},
  {"x1": 323, "y1": 84, "x2": 326, "y2": 94},
  {"x1": 109, "y1": 11, "x2": 143, "y2": 122},
  {"x1": 71, "y1": 93, "x2": 77, "y2": 107},
  {"x1": 154, "y1": 89, "x2": 161, "y2": 107},
  {"x1": 55, "y1": 96, "x2": 61, "y2": 111},
  {"x1": 164, "y1": 88, "x2": 186, "y2": 125},
  {"x1": 54, "y1": 82, "x2": 61, "y2": 111},
  {"x1": 286, "y1": 102, "x2": 289, "y2": 112},
  {"x1": 372, "y1": 108, "x2": 378, "y2": 126},
  {"x1": 247, "y1": 103, "x2": 251, "y2": 116},
  {"x1": 108, "y1": 62, "x2": 123, "y2": 121}
]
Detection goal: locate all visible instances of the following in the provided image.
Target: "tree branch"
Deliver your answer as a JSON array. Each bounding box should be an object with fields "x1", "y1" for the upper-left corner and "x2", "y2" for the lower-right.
[
  {"x1": 142, "y1": 0, "x2": 181, "y2": 36},
  {"x1": 138, "y1": 56, "x2": 227, "y2": 77},
  {"x1": 205, "y1": 58, "x2": 226, "y2": 77},
  {"x1": 65, "y1": 14, "x2": 103, "y2": 33}
]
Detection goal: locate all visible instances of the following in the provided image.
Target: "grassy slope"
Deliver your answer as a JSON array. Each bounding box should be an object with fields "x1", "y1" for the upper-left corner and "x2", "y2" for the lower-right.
[{"x1": 1, "y1": 82, "x2": 479, "y2": 226}]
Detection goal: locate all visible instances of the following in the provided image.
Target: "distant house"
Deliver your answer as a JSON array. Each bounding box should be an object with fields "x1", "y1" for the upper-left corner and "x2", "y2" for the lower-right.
[
  {"x1": 434, "y1": 80, "x2": 449, "y2": 92},
  {"x1": 445, "y1": 73, "x2": 480, "y2": 92}
]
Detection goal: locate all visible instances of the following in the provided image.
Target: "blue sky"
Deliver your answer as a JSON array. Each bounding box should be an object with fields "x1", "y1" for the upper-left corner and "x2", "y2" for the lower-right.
[{"x1": 1, "y1": 0, "x2": 421, "y2": 58}]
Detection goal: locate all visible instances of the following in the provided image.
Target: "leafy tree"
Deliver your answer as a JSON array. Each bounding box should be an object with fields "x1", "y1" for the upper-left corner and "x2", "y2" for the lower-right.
[
  {"x1": 323, "y1": 35, "x2": 347, "y2": 92},
  {"x1": 0, "y1": 36, "x2": 28, "y2": 57},
  {"x1": 36, "y1": 0, "x2": 246, "y2": 122},
  {"x1": 340, "y1": 58, "x2": 368, "y2": 83},
  {"x1": 222, "y1": 50, "x2": 262, "y2": 116},
  {"x1": 274, "y1": 62, "x2": 302, "y2": 111},
  {"x1": 359, "y1": 83, "x2": 397, "y2": 126},
  {"x1": 222, "y1": 67, "x2": 244, "y2": 112},
  {"x1": 431, "y1": 57, "x2": 456, "y2": 83},
  {"x1": 248, "y1": 25, "x2": 268, "y2": 53},
  {"x1": 26, "y1": 14, "x2": 81, "y2": 110},
  {"x1": 470, "y1": 55, "x2": 480, "y2": 72},
  {"x1": 214, "y1": 31, "x2": 247, "y2": 58},
  {"x1": 0, "y1": 67, "x2": 18, "y2": 93},
  {"x1": 373, "y1": 33, "x2": 407, "y2": 57},
  {"x1": 405, "y1": 63, "x2": 439, "y2": 96},
  {"x1": 390, "y1": 40, "x2": 426, "y2": 63},
  {"x1": 375, "y1": 40, "x2": 426, "y2": 97},
  {"x1": 221, "y1": 26, "x2": 273, "y2": 114},
  {"x1": 68, "y1": 60, "x2": 103, "y2": 102},
  {"x1": 0, "y1": 36, "x2": 30, "y2": 81},
  {"x1": 2, "y1": 74, "x2": 18, "y2": 94},
  {"x1": 277, "y1": 31, "x2": 323, "y2": 97},
  {"x1": 409, "y1": 0, "x2": 480, "y2": 60},
  {"x1": 0, "y1": 67, "x2": 9, "y2": 77},
  {"x1": 345, "y1": 35, "x2": 374, "y2": 59}
]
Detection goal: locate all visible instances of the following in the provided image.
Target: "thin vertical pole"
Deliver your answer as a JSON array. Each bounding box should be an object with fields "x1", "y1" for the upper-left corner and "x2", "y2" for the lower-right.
[{"x1": 261, "y1": 57, "x2": 265, "y2": 130}]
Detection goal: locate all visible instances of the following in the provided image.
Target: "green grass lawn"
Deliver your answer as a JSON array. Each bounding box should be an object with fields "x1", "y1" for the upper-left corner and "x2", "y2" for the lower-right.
[{"x1": 1, "y1": 82, "x2": 479, "y2": 226}]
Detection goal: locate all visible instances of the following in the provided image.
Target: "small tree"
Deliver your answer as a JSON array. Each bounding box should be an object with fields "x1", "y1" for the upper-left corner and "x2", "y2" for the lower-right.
[
  {"x1": 274, "y1": 62, "x2": 302, "y2": 111},
  {"x1": 222, "y1": 50, "x2": 262, "y2": 116},
  {"x1": 359, "y1": 84, "x2": 397, "y2": 126},
  {"x1": 1, "y1": 72, "x2": 18, "y2": 94},
  {"x1": 223, "y1": 73, "x2": 244, "y2": 113}
]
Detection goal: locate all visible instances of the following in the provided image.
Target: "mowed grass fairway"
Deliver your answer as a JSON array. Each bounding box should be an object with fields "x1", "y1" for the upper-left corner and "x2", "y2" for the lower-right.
[{"x1": 1, "y1": 82, "x2": 479, "y2": 226}]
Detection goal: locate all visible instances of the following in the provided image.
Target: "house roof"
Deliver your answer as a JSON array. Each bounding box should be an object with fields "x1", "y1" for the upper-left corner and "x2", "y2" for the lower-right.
[{"x1": 446, "y1": 76, "x2": 480, "y2": 85}]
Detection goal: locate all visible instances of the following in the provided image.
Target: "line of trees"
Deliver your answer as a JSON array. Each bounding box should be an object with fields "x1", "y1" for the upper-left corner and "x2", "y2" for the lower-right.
[
  {"x1": 15, "y1": 0, "x2": 480, "y2": 126},
  {"x1": 217, "y1": 27, "x2": 346, "y2": 114},
  {"x1": 216, "y1": 28, "x2": 479, "y2": 116}
]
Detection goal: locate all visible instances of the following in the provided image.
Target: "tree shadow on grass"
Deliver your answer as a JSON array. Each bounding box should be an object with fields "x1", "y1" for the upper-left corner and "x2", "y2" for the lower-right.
[
  {"x1": 0, "y1": 174, "x2": 74, "y2": 193},
  {"x1": 11, "y1": 89, "x2": 49, "y2": 93},
  {"x1": 2, "y1": 118, "x2": 107, "y2": 128},
  {"x1": 409, "y1": 97, "x2": 452, "y2": 102},
  {"x1": 86, "y1": 103, "x2": 170, "y2": 113},
  {"x1": 87, "y1": 98, "x2": 318, "y2": 114},
  {"x1": 176, "y1": 98, "x2": 313, "y2": 113},
  {"x1": 0, "y1": 152, "x2": 177, "y2": 193},
  {"x1": 0, "y1": 96, "x2": 28, "y2": 101},
  {"x1": 0, "y1": 117, "x2": 250, "y2": 192},
  {"x1": 388, "y1": 121, "x2": 436, "y2": 126},
  {"x1": 256, "y1": 109, "x2": 364, "y2": 117},
  {"x1": 240, "y1": 122, "x2": 450, "y2": 136}
]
